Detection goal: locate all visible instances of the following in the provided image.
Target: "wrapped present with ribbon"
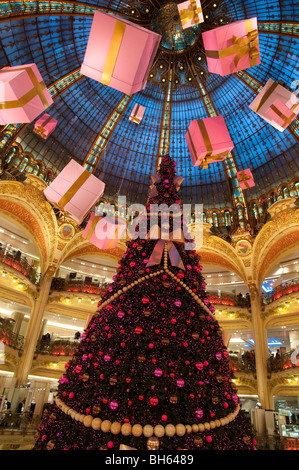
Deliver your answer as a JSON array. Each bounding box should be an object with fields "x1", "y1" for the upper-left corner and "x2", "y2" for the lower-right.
[
  {"x1": 0, "y1": 63, "x2": 53, "y2": 125},
  {"x1": 237, "y1": 169, "x2": 255, "y2": 190},
  {"x1": 177, "y1": 0, "x2": 204, "y2": 30},
  {"x1": 43, "y1": 159, "x2": 105, "y2": 224},
  {"x1": 185, "y1": 116, "x2": 234, "y2": 168},
  {"x1": 249, "y1": 78, "x2": 299, "y2": 132},
  {"x1": 147, "y1": 240, "x2": 185, "y2": 270},
  {"x1": 80, "y1": 10, "x2": 161, "y2": 95},
  {"x1": 129, "y1": 103, "x2": 145, "y2": 124},
  {"x1": 266, "y1": 99, "x2": 297, "y2": 130},
  {"x1": 82, "y1": 211, "x2": 126, "y2": 249},
  {"x1": 33, "y1": 113, "x2": 57, "y2": 139},
  {"x1": 202, "y1": 18, "x2": 260, "y2": 76}
]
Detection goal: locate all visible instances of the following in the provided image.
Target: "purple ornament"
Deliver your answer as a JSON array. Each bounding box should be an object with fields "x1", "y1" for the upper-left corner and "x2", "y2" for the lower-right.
[
  {"x1": 177, "y1": 378, "x2": 185, "y2": 387},
  {"x1": 104, "y1": 354, "x2": 111, "y2": 362},
  {"x1": 154, "y1": 368, "x2": 163, "y2": 377},
  {"x1": 117, "y1": 311, "x2": 125, "y2": 319},
  {"x1": 109, "y1": 400, "x2": 118, "y2": 410},
  {"x1": 174, "y1": 300, "x2": 182, "y2": 307},
  {"x1": 216, "y1": 352, "x2": 222, "y2": 360},
  {"x1": 195, "y1": 409, "x2": 203, "y2": 419}
]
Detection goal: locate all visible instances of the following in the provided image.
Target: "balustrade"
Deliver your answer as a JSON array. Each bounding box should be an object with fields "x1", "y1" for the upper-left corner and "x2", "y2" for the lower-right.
[
  {"x1": 262, "y1": 276, "x2": 299, "y2": 305},
  {"x1": 0, "y1": 245, "x2": 40, "y2": 285}
]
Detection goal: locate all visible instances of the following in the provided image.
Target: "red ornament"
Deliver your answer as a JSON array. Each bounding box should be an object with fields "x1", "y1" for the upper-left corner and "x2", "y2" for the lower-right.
[{"x1": 149, "y1": 397, "x2": 159, "y2": 406}]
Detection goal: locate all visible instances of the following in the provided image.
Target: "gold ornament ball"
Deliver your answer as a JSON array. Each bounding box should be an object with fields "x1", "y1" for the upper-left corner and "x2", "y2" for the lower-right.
[
  {"x1": 121, "y1": 423, "x2": 132, "y2": 436},
  {"x1": 132, "y1": 424, "x2": 143, "y2": 437},
  {"x1": 101, "y1": 420, "x2": 111, "y2": 432},
  {"x1": 198, "y1": 423, "x2": 205, "y2": 432},
  {"x1": 143, "y1": 424, "x2": 154, "y2": 437},
  {"x1": 92, "y1": 404, "x2": 101, "y2": 415},
  {"x1": 109, "y1": 377, "x2": 117, "y2": 386},
  {"x1": 92, "y1": 418, "x2": 102, "y2": 430},
  {"x1": 83, "y1": 415, "x2": 93, "y2": 427},
  {"x1": 111, "y1": 422, "x2": 121, "y2": 435},
  {"x1": 176, "y1": 424, "x2": 186, "y2": 436},
  {"x1": 192, "y1": 424, "x2": 199, "y2": 433},
  {"x1": 170, "y1": 395, "x2": 178, "y2": 404},
  {"x1": 194, "y1": 437, "x2": 203, "y2": 448},
  {"x1": 147, "y1": 437, "x2": 160, "y2": 450},
  {"x1": 210, "y1": 421, "x2": 216, "y2": 430},
  {"x1": 186, "y1": 425, "x2": 192, "y2": 434},
  {"x1": 154, "y1": 424, "x2": 165, "y2": 437},
  {"x1": 243, "y1": 435, "x2": 251, "y2": 445},
  {"x1": 165, "y1": 424, "x2": 176, "y2": 437}
]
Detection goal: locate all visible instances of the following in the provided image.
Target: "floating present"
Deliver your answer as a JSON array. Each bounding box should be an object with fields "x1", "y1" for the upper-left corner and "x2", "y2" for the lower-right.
[
  {"x1": 0, "y1": 63, "x2": 53, "y2": 124},
  {"x1": 44, "y1": 159, "x2": 105, "y2": 224},
  {"x1": 80, "y1": 10, "x2": 161, "y2": 95},
  {"x1": 249, "y1": 78, "x2": 299, "y2": 132},
  {"x1": 237, "y1": 168, "x2": 255, "y2": 190},
  {"x1": 185, "y1": 116, "x2": 234, "y2": 168},
  {"x1": 129, "y1": 103, "x2": 145, "y2": 124},
  {"x1": 266, "y1": 99, "x2": 297, "y2": 130},
  {"x1": 202, "y1": 18, "x2": 260, "y2": 76},
  {"x1": 33, "y1": 113, "x2": 57, "y2": 139},
  {"x1": 177, "y1": 0, "x2": 204, "y2": 30},
  {"x1": 82, "y1": 211, "x2": 126, "y2": 249}
]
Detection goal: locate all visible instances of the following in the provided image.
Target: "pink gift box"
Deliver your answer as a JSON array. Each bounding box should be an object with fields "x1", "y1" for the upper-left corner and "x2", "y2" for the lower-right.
[
  {"x1": 249, "y1": 79, "x2": 299, "y2": 132},
  {"x1": 266, "y1": 99, "x2": 297, "y2": 129},
  {"x1": 177, "y1": 0, "x2": 204, "y2": 29},
  {"x1": 83, "y1": 211, "x2": 126, "y2": 249},
  {"x1": 80, "y1": 10, "x2": 161, "y2": 95},
  {"x1": 33, "y1": 113, "x2": 57, "y2": 139},
  {"x1": 237, "y1": 169, "x2": 255, "y2": 190},
  {"x1": 185, "y1": 116, "x2": 234, "y2": 168},
  {"x1": 129, "y1": 103, "x2": 145, "y2": 124},
  {"x1": 0, "y1": 63, "x2": 53, "y2": 124},
  {"x1": 202, "y1": 18, "x2": 260, "y2": 76},
  {"x1": 43, "y1": 159, "x2": 105, "y2": 224}
]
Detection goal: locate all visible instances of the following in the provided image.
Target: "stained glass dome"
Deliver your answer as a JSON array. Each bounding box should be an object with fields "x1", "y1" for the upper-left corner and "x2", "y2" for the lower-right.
[{"x1": 0, "y1": 0, "x2": 299, "y2": 218}]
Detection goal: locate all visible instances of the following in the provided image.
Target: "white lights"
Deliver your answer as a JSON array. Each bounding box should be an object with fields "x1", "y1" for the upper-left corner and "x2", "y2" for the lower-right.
[{"x1": 47, "y1": 320, "x2": 84, "y2": 332}]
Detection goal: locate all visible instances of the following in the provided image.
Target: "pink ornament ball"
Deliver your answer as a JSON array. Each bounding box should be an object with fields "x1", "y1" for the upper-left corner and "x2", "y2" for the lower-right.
[
  {"x1": 110, "y1": 401, "x2": 118, "y2": 410},
  {"x1": 195, "y1": 409, "x2": 203, "y2": 419},
  {"x1": 174, "y1": 300, "x2": 182, "y2": 307},
  {"x1": 177, "y1": 379, "x2": 185, "y2": 387},
  {"x1": 161, "y1": 415, "x2": 167, "y2": 421},
  {"x1": 149, "y1": 343, "x2": 154, "y2": 349},
  {"x1": 142, "y1": 297, "x2": 150, "y2": 304},
  {"x1": 154, "y1": 368, "x2": 163, "y2": 377},
  {"x1": 206, "y1": 436, "x2": 212, "y2": 443},
  {"x1": 69, "y1": 392, "x2": 74, "y2": 398},
  {"x1": 107, "y1": 441, "x2": 114, "y2": 449}
]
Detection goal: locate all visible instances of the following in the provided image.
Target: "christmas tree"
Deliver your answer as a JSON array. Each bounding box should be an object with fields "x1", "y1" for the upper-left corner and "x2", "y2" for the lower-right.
[{"x1": 34, "y1": 155, "x2": 256, "y2": 450}]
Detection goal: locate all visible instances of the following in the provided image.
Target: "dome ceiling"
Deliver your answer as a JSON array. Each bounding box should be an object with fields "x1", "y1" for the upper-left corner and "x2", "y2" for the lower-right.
[{"x1": 0, "y1": 0, "x2": 299, "y2": 211}]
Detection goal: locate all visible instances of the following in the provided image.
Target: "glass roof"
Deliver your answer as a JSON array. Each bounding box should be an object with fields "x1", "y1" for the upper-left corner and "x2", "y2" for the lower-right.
[{"x1": 0, "y1": 0, "x2": 299, "y2": 210}]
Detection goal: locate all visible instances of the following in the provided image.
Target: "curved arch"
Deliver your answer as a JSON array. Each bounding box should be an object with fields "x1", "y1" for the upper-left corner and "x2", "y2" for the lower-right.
[{"x1": 0, "y1": 181, "x2": 58, "y2": 273}]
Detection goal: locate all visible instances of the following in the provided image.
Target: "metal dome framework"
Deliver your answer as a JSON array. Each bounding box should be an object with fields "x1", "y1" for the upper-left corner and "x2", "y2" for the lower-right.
[{"x1": 0, "y1": 0, "x2": 299, "y2": 221}]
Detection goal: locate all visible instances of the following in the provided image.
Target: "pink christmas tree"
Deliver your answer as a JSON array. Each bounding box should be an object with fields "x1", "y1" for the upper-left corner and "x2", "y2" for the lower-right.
[{"x1": 34, "y1": 155, "x2": 256, "y2": 450}]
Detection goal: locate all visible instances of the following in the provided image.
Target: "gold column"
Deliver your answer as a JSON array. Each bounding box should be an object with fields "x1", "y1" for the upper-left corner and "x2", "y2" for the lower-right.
[
  {"x1": 14, "y1": 265, "x2": 56, "y2": 385},
  {"x1": 248, "y1": 282, "x2": 271, "y2": 409}
]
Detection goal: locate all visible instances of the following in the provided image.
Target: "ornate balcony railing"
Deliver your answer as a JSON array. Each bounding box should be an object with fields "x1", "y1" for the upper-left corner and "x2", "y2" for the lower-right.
[
  {"x1": 0, "y1": 321, "x2": 24, "y2": 350},
  {"x1": 228, "y1": 353, "x2": 256, "y2": 373},
  {"x1": 267, "y1": 351, "x2": 299, "y2": 373},
  {"x1": 0, "y1": 246, "x2": 40, "y2": 285},
  {"x1": 206, "y1": 290, "x2": 251, "y2": 308},
  {"x1": 262, "y1": 277, "x2": 299, "y2": 305},
  {"x1": 35, "y1": 338, "x2": 79, "y2": 356},
  {"x1": 51, "y1": 277, "x2": 108, "y2": 295}
]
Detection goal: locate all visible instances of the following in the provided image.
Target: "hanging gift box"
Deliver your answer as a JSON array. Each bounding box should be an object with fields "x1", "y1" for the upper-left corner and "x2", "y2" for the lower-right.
[
  {"x1": 266, "y1": 99, "x2": 297, "y2": 130},
  {"x1": 202, "y1": 18, "x2": 260, "y2": 76},
  {"x1": 82, "y1": 211, "x2": 126, "y2": 249},
  {"x1": 249, "y1": 78, "x2": 299, "y2": 132},
  {"x1": 80, "y1": 10, "x2": 161, "y2": 95},
  {"x1": 236, "y1": 169, "x2": 255, "y2": 190},
  {"x1": 43, "y1": 159, "x2": 105, "y2": 224},
  {"x1": 177, "y1": 0, "x2": 204, "y2": 30},
  {"x1": 33, "y1": 113, "x2": 57, "y2": 139},
  {"x1": 185, "y1": 116, "x2": 234, "y2": 168},
  {"x1": 129, "y1": 103, "x2": 145, "y2": 124},
  {"x1": 0, "y1": 63, "x2": 53, "y2": 124}
]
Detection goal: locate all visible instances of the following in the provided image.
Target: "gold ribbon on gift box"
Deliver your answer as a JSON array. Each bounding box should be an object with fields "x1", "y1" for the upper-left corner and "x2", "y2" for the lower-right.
[
  {"x1": 238, "y1": 170, "x2": 252, "y2": 189},
  {"x1": 101, "y1": 20, "x2": 126, "y2": 86},
  {"x1": 179, "y1": 0, "x2": 202, "y2": 25},
  {"x1": 187, "y1": 120, "x2": 229, "y2": 169},
  {"x1": 85, "y1": 213, "x2": 123, "y2": 248},
  {"x1": 205, "y1": 19, "x2": 260, "y2": 68},
  {"x1": 268, "y1": 103, "x2": 297, "y2": 128},
  {"x1": 34, "y1": 114, "x2": 54, "y2": 138},
  {"x1": 252, "y1": 81, "x2": 299, "y2": 121},
  {"x1": 0, "y1": 66, "x2": 50, "y2": 110},
  {"x1": 57, "y1": 169, "x2": 91, "y2": 209},
  {"x1": 130, "y1": 104, "x2": 142, "y2": 124}
]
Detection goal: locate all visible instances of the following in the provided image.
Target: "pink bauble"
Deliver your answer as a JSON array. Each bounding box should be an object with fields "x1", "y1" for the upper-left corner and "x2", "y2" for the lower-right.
[
  {"x1": 149, "y1": 343, "x2": 154, "y2": 349},
  {"x1": 107, "y1": 441, "x2": 114, "y2": 449},
  {"x1": 174, "y1": 300, "x2": 182, "y2": 307},
  {"x1": 69, "y1": 392, "x2": 74, "y2": 398},
  {"x1": 195, "y1": 409, "x2": 203, "y2": 419},
  {"x1": 117, "y1": 311, "x2": 125, "y2": 318},
  {"x1": 195, "y1": 362, "x2": 203, "y2": 370},
  {"x1": 142, "y1": 297, "x2": 150, "y2": 304},
  {"x1": 161, "y1": 415, "x2": 167, "y2": 421},
  {"x1": 149, "y1": 397, "x2": 159, "y2": 406},
  {"x1": 110, "y1": 401, "x2": 118, "y2": 410},
  {"x1": 206, "y1": 436, "x2": 212, "y2": 443},
  {"x1": 216, "y1": 352, "x2": 222, "y2": 360},
  {"x1": 177, "y1": 379, "x2": 185, "y2": 387},
  {"x1": 154, "y1": 368, "x2": 163, "y2": 377},
  {"x1": 104, "y1": 355, "x2": 111, "y2": 362}
]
